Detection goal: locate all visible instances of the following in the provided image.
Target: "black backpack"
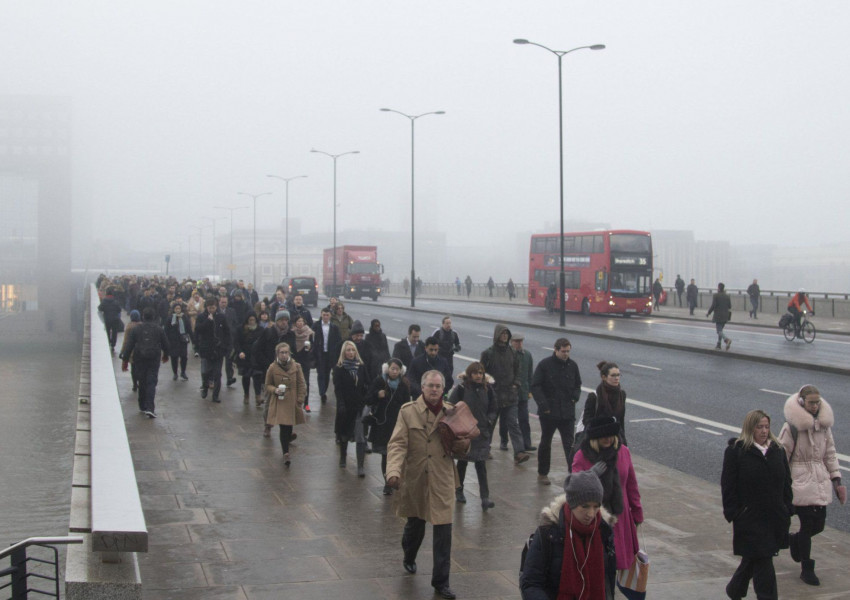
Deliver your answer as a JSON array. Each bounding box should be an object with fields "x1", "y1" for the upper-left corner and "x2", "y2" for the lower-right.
[
  {"x1": 519, "y1": 526, "x2": 552, "y2": 579},
  {"x1": 135, "y1": 323, "x2": 162, "y2": 360}
]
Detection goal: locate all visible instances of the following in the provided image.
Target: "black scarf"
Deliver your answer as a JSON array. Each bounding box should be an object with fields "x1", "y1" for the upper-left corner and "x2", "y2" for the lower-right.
[{"x1": 580, "y1": 441, "x2": 624, "y2": 516}]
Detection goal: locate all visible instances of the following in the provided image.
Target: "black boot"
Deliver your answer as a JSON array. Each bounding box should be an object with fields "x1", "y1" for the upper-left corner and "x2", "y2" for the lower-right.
[
  {"x1": 800, "y1": 559, "x2": 820, "y2": 586},
  {"x1": 339, "y1": 443, "x2": 347, "y2": 468},
  {"x1": 356, "y1": 442, "x2": 366, "y2": 477},
  {"x1": 455, "y1": 487, "x2": 467, "y2": 503},
  {"x1": 789, "y1": 532, "x2": 801, "y2": 562},
  {"x1": 481, "y1": 498, "x2": 495, "y2": 511}
]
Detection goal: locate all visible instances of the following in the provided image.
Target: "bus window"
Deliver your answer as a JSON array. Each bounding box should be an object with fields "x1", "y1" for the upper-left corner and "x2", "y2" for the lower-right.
[
  {"x1": 593, "y1": 235, "x2": 604, "y2": 253},
  {"x1": 563, "y1": 236, "x2": 575, "y2": 253},
  {"x1": 610, "y1": 270, "x2": 651, "y2": 296}
]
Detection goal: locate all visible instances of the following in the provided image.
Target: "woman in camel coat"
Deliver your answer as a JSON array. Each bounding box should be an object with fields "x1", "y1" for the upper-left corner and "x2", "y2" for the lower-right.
[{"x1": 264, "y1": 342, "x2": 306, "y2": 466}]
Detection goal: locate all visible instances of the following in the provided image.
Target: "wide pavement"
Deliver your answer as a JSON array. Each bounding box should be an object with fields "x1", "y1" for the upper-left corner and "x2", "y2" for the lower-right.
[{"x1": 114, "y1": 353, "x2": 850, "y2": 599}]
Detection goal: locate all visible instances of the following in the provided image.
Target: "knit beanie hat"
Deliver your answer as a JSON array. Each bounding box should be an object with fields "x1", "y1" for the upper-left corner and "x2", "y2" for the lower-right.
[
  {"x1": 585, "y1": 416, "x2": 620, "y2": 440},
  {"x1": 350, "y1": 320, "x2": 365, "y2": 336},
  {"x1": 563, "y1": 469, "x2": 604, "y2": 507},
  {"x1": 129, "y1": 310, "x2": 141, "y2": 322},
  {"x1": 275, "y1": 310, "x2": 290, "y2": 322}
]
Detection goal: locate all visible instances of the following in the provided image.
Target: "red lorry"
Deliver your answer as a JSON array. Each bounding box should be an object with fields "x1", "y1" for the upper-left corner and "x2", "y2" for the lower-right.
[{"x1": 323, "y1": 245, "x2": 384, "y2": 301}]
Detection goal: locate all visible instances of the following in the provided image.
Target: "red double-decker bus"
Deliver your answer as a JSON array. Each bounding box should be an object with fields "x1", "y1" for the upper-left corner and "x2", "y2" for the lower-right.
[{"x1": 528, "y1": 230, "x2": 654, "y2": 316}]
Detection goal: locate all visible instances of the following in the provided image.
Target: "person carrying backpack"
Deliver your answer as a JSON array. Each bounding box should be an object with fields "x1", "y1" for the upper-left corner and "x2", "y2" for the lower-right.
[{"x1": 121, "y1": 307, "x2": 169, "y2": 418}]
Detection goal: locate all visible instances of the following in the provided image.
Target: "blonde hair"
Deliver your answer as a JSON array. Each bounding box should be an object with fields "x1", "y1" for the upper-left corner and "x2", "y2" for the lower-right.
[
  {"x1": 589, "y1": 436, "x2": 619, "y2": 453},
  {"x1": 336, "y1": 340, "x2": 364, "y2": 366},
  {"x1": 737, "y1": 409, "x2": 780, "y2": 450}
]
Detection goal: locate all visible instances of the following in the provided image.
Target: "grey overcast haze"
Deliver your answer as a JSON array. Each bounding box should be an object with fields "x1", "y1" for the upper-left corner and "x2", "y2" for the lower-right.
[{"x1": 2, "y1": 1, "x2": 849, "y2": 258}]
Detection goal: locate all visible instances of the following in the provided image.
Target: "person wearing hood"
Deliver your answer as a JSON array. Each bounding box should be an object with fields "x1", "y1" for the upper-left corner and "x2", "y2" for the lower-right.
[
  {"x1": 721, "y1": 409, "x2": 792, "y2": 600},
  {"x1": 408, "y1": 336, "x2": 454, "y2": 400},
  {"x1": 778, "y1": 385, "x2": 845, "y2": 586},
  {"x1": 120, "y1": 309, "x2": 143, "y2": 392},
  {"x1": 519, "y1": 467, "x2": 616, "y2": 600},
  {"x1": 333, "y1": 341, "x2": 370, "y2": 475},
  {"x1": 366, "y1": 358, "x2": 411, "y2": 495},
  {"x1": 449, "y1": 362, "x2": 497, "y2": 510},
  {"x1": 365, "y1": 319, "x2": 391, "y2": 379},
  {"x1": 572, "y1": 416, "x2": 643, "y2": 582},
  {"x1": 481, "y1": 324, "x2": 530, "y2": 464},
  {"x1": 264, "y1": 342, "x2": 306, "y2": 466},
  {"x1": 349, "y1": 320, "x2": 373, "y2": 379}
]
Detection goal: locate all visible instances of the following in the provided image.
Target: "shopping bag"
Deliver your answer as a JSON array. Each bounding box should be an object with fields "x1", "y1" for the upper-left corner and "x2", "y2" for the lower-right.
[{"x1": 616, "y1": 549, "x2": 649, "y2": 600}]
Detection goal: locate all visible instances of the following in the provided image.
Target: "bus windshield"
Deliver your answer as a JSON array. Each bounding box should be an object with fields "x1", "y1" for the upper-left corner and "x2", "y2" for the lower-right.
[
  {"x1": 348, "y1": 263, "x2": 380, "y2": 275},
  {"x1": 610, "y1": 269, "x2": 652, "y2": 297}
]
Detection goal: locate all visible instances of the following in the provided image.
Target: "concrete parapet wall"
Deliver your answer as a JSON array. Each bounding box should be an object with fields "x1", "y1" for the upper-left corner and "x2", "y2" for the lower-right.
[{"x1": 64, "y1": 289, "x2": 142, "y2": 599}]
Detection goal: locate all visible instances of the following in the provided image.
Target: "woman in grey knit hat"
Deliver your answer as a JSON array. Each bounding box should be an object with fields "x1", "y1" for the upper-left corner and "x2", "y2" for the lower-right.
[{"x1": 520, "y1": 466, "x2": 617, "y2": 599}]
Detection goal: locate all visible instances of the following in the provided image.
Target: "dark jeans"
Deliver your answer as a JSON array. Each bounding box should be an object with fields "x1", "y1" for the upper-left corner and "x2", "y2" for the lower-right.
[
  {"x1": 727, "y1": 556, "x2": 777, "y2": 600},
  {"x1": 688, "y1": 299, "x2": 697, "y2": 315},
  {"x1": 501, "y1": 399, "x2": 532, "y2": 449},
  {"x1": 134, "y1": 358, "x2": 161, "y2": 413},
  {"x1": 170, "y1": 344, "x2": 188, "y2": 375},
  {"x1": 676, "y1": 290, "x2": 683, "y2": 307},
  {"x1": 538, "y1": 415, "x2": 575, "y2": 475},
  {"x1": 402, "y1": 518, "x2": 452, "y2": 588},
  {"x1": 789, "y1": 305, "x2": 803, "y2": 332},
  {"x1": 792, "y1": 505, "x2": 827, "y2": 561},
  {"x1": 224, "y1": 355, "x2": 235, "y2": 381},
  {"x1": 456, "y1": 460, "x2": 489, "y2": 500},
  {"x1": 317, "y1": 353, "x2": 331, "y2": 396},
  {"x1": 242, "y1": 372, "x2": 264, "y2": 396},
  {"x1": 105, "y1": 320, "x2": 120, "y2": 349},
  {"x1": 492, "y1": 404, "x2": 524, "y2": 455},
  {"x1": 201, "y1": 355, "x2": 223, "y2": 400},
  {"x1": 749, "y1": 296, "x2": 759, "y2": 317}
]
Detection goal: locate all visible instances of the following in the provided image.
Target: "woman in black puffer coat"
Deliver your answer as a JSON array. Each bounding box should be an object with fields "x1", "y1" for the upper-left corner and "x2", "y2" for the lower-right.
[
  {"x1": 332, "y1": 341, "x2": 369, "y2": 475},
  {"x1": 721, "y1": 409, "x2": 792, "y2": 600}
]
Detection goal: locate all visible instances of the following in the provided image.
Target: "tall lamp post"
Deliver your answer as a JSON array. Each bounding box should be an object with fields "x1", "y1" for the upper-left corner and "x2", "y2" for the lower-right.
[
  {"x1": 190, "y1": 225, "x2": 207, "y2": 277},
  {"x1": 237, "y1": 191, "x2": 272, "y2": 290},
  {"x1": 203, "y1": 216, "x2": 227, "y2": 280},
  {"x1": 310, "y1": 149, "x2": 359, "y2": 297},
  {"x1": 379, "y1": 108, "x2": 445, "y2": 308},
  {"x1": 514, "y1": 38, "x2": 605, "y2": 327},
  {"x1": 266, "y1": 174, "x2": 308, "y2": 278},
  {"x1": 214, "y1": 205, "x2": 249, "y2": 281}
]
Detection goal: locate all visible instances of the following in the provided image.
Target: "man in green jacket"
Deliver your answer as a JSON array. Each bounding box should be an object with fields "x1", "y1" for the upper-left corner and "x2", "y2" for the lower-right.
[{"x1": 510, "y1": 333, "x2": 535, "y2": 452}]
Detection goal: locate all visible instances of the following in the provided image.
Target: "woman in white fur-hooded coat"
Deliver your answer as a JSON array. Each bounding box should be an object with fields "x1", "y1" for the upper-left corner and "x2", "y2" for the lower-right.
[{"x1": 777, "y1": 384, "x2": 843, "y2": 586}]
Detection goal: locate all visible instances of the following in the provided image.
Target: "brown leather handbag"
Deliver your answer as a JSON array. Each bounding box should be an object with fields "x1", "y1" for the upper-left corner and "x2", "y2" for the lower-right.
[{"x1": 438, "y1": 401, "x2": 480, "y2": 458}]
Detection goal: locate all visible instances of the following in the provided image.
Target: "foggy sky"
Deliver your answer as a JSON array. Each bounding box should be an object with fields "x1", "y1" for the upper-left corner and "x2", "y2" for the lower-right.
[{"x1": 2, "y1": 1, "x2": 849, "y2": 258}]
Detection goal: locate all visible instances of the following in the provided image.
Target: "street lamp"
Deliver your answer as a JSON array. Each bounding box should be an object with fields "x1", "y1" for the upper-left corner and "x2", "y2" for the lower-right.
[
  {"x1": 214, "y1": 205, "x2": 249, "y2": 281},
  {"x1": 203, "y1": 216, "x2": 227, "y2": 280},
  {"x1": 190, "y1": 225, "x2": 207, "y2": 277},
  {"x1": 379, "y1": 108, "x2": 445, "y2": 308},
  {"x1": 237, "y1": 191, "x2": 272, "y2": 290},
  {"x1": 310, "y1": 149, "x2": 359, "y2": 297},
  {"x1": 514, "y1": 38, "x2": 605, "y2": 327},
  {"x1": 266, "y1": 174, "x2": 308, "y2": 278}
]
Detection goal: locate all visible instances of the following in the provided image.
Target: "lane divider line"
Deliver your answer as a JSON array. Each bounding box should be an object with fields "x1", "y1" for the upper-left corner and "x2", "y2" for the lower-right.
[
  {"x1": 759, "y1": 389, "x2": 789, "y2": 396},
  {"x1": 631, "y1": 363, "x2": 661, "y2": 371},
  {"x1": 696, "y1": 427, "x2": 723, "y2": 436}
]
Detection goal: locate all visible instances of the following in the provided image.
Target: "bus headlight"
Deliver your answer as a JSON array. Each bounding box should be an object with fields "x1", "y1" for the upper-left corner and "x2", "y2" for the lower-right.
[{"x1": 608, "y1": 300, "x2": 616, "y2": 306}]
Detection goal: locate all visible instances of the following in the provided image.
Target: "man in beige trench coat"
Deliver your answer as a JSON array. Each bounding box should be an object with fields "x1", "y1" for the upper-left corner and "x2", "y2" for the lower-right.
[{"x1": 386, "y1": 370, "x2": 458, "y2": 599}]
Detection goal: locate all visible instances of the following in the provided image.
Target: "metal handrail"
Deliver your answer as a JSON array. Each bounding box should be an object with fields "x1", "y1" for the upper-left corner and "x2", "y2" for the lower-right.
[
  {"x1": 0, "y1": 537, "x2": 83, "y2": 599},
  {"x1": 0, "y1": 538, "x2": 83, "y2": 562}
]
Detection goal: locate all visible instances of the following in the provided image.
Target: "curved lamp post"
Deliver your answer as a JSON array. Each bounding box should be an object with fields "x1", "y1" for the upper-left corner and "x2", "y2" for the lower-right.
[
  {"x1": 310, "y1": 149, "x2": 359, "y2": 297},
  {"x1": 266, "y1": 174, "x2": 308, "y2": 279},
  {"x1": 513, "y1": 38, "x2": 605, "y2": 327},
  {"x1": 237, "y1": 191, "x2": 272, "y2": 289},
  {"x1": 379, "y1": 108, "x2": 445, "y2": 308}
]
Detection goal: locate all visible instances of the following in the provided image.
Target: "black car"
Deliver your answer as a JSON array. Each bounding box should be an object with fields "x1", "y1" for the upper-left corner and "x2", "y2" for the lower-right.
[{"x1": 281, "y1": 277, "x2": 319, "y2": 307}]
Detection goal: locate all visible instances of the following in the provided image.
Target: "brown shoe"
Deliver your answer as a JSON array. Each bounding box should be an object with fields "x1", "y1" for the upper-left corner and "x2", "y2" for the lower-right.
[
  {"x1": 263, "y1": 424, "x2": 272, "y2": 438},
  {"x1": 725, "y1": 338, "x2": 732, "y2": 351},
  {"x1": 538, "y1": 474, "x2": 551, "y2": 486},
  {"x1": 514, "y1": 452, "x2": 531, "y2": 465},
  {"x1": 243, "y1": 394, "x2": 250, "y2": 405}
]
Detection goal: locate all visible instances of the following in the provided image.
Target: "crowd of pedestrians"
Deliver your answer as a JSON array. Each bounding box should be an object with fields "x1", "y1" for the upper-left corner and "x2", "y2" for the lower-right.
[{"x1": 96, "y1": 273, "x2": 845, "y2": 599}]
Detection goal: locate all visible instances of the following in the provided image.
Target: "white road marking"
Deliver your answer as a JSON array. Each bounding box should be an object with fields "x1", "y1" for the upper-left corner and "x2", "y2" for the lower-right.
[
  {"x1": 652, "y1": 321, "x2": 850, "y2": 346},
  {"x1": 392, "y1": 318, "x2": 403, "y2": 322},
  {"x1": 760, "y1": 389, "x2": 789, "y2": 396},
  {"x1": 631, "y1": 363, "x2": 661, "y2": 371},
  {"x1": 576, "y1": 385, "x2": 850, "y2": 465},
  {"x1": 696, "y1": 427, "x2": 722, "y2": 436},
  {"x1": 631, "y1": 418, "x2": 686, "y2": 425},
  {"x1": 477, "y1": 334, "x2": 491, "y2": 339},
  {"x1": 454, "y1": 354, "x2": 476, "y2": 363}
]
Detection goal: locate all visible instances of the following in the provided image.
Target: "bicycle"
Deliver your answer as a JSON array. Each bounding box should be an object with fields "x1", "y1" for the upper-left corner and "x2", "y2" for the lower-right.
[{"x1": 782, "y1": 310, "x2": 816, "y2": 343}]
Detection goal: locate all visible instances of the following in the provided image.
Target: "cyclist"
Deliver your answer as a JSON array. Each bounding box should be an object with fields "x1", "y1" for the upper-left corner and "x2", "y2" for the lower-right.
[{"x1": 788, "y1": 289, "x2": 814, "y2": 337}]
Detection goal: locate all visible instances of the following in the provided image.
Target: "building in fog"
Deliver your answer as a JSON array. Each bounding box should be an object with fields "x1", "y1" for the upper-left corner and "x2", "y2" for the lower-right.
[{"x1": 0, "y1": 95, "x2": 73, "y2": 335}]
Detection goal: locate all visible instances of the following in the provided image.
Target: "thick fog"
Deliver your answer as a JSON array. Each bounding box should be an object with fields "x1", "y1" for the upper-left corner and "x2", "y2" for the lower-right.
[{"x1": 2, "y1": 1, "x2": 850, "y2": 273}]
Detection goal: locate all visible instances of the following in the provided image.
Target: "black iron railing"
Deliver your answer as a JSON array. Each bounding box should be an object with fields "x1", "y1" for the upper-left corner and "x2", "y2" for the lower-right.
[{"x1": 0, "y1": 537, "x2": 83, "y2": 600}]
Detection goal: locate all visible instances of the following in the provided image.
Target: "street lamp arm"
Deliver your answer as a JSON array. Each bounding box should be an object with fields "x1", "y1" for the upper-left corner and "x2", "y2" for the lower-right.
[
  {"x1": 380, "y1": 108, "x2": 446, "y2": 121},
  {"x1": 514, "y1": 38, "x2": 606, "y2": 56},
  {"x1": 310, "y1": 149, "x2": 359, "y2": 160},
  {"x1": 266, "y1": 174, "x2": 308, "y2": 183}
]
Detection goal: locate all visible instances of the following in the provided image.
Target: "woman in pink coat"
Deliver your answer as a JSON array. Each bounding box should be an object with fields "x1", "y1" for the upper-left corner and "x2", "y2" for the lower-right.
[
  {"x1": 778, "y1": 384, "x2": 845, "y2": 586},
  {"x1": 572, "y1": 415, "x2": 644, "y2": 574}
]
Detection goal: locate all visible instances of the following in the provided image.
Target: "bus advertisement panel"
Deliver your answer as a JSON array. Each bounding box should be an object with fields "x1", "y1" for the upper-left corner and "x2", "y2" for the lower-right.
[{"x1": 528, "y1": 230, "x2": 653, "y2": 316}]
